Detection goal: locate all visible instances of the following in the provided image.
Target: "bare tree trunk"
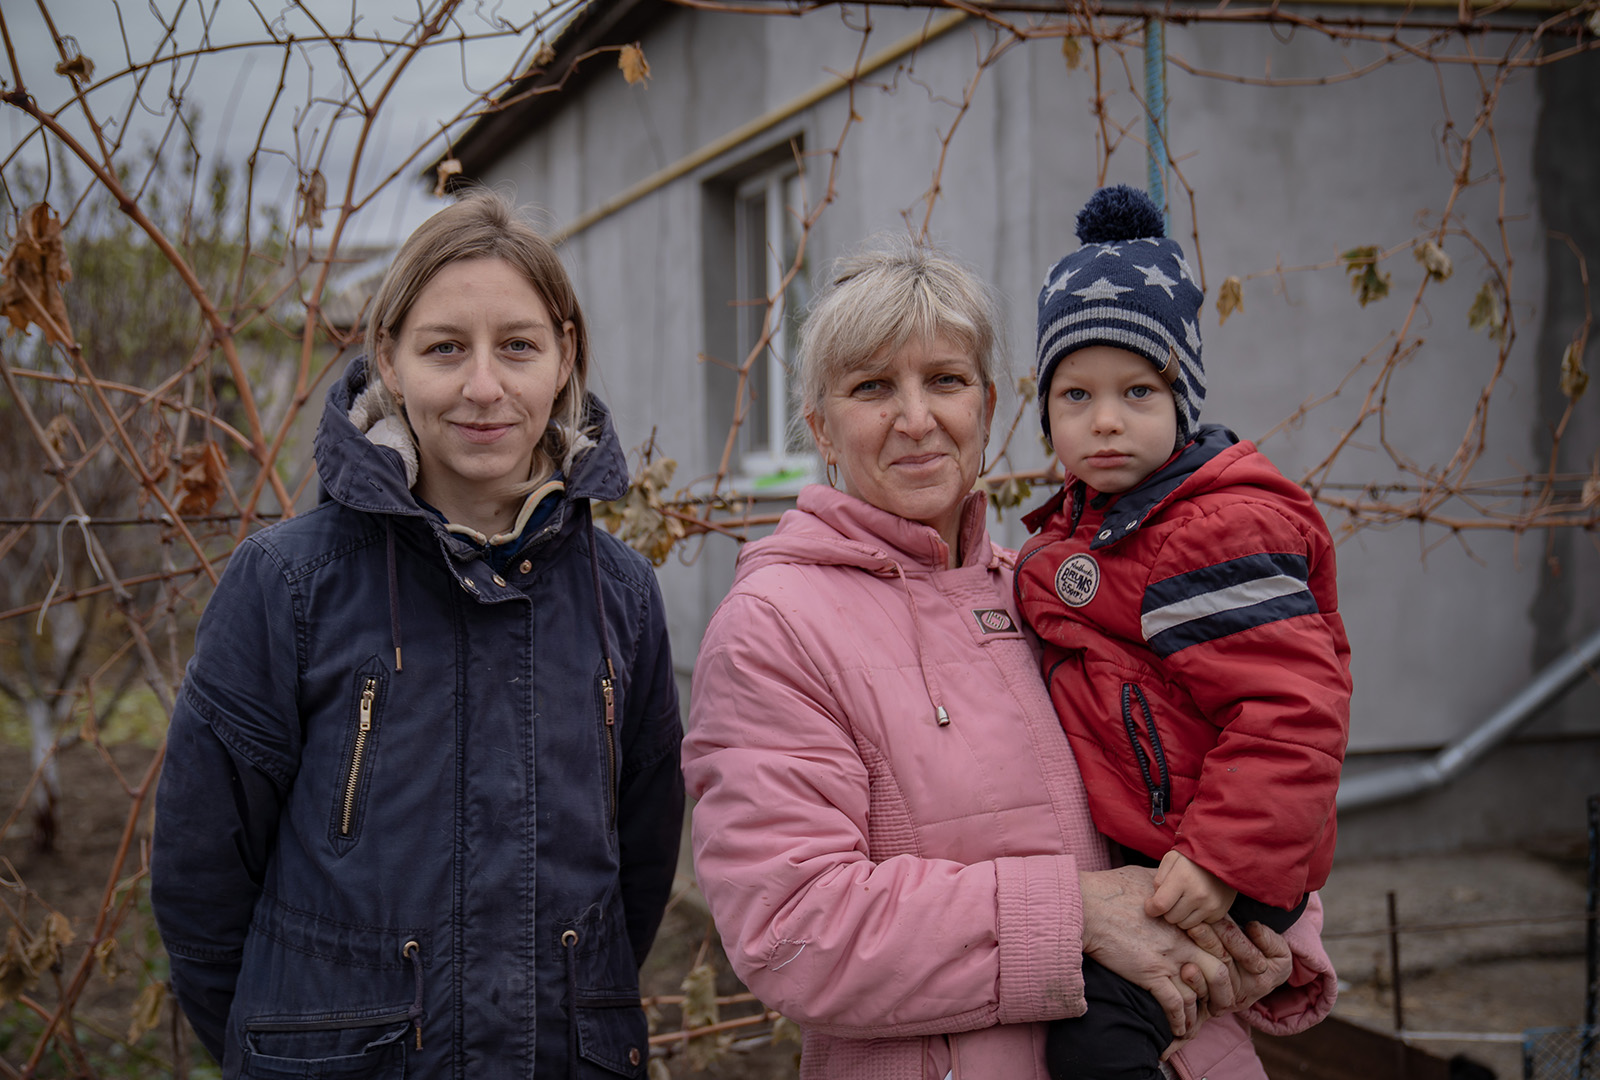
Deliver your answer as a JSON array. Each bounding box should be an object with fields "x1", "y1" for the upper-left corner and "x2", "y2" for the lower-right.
[
  {"x1": 25, "y1": 696, "x2": 61, "y2": 851},
  {"x1": 23, "y1": 602, "x2": 87, "y2": 853}
]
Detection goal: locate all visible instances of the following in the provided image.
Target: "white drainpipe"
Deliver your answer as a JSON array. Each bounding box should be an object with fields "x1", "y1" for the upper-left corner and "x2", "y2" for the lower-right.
[{"x1": 1338, "y1": 624, "x2": 1600, "y2": 811}]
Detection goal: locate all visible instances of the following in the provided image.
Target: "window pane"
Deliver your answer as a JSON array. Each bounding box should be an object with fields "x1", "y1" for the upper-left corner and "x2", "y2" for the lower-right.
[{"x1": 736, "y1": 190, "x2": 771, "y2": 454}]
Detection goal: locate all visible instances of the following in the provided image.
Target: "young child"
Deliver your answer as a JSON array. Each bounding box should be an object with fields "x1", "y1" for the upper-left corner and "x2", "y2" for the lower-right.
[{"x1": 1014, "y1": 185, "x2": 1351, "y2": 1080}]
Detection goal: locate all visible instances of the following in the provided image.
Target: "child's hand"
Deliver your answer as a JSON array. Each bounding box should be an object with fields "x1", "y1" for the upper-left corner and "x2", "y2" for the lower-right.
[{"x1": 1145, "y1": 851, "x2": 1237, "y2": 930}]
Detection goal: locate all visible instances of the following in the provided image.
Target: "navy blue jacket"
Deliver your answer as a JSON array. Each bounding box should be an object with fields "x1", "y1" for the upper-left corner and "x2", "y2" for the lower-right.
[{"x1": 152, "y1": 358, "x2": 683, "y2": 1078}]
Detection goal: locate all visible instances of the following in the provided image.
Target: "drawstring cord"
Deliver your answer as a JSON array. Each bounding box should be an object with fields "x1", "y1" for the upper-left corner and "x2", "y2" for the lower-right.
[
  {"x1": 385, "y1": 518, "x2": 404, "y2": 671},
  {"x1": 403, "y1": 940, "x2": 424, "y2": 1050},
  {"x1": 562, "y1": 929, "x2": 580, "y2": 1072},
  {"x1": 888, "y1": 562, "x2": 951, "y2": 727}
]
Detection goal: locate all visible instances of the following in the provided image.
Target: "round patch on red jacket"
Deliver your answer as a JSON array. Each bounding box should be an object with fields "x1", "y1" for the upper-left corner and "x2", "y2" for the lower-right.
[{"x1": 1054, "y1": 553, "x2": 1100, "y2": 607}]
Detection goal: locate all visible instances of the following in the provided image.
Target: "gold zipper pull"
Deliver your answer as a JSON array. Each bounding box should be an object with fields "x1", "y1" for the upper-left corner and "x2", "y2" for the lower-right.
[{"x1": 360, "y1": 678, "x2": 376, "y2": 731}]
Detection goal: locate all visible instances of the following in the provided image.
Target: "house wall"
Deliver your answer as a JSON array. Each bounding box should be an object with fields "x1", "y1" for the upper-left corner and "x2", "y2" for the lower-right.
[{"x1": 478, "y1": 4, "x2": 1599, "y2": 856}]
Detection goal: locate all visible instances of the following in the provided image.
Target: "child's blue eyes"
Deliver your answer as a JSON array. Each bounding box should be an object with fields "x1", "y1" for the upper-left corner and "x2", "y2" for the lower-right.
[{"x1": 1057, "y1": 385, "x2": 1159, "y2": 402}]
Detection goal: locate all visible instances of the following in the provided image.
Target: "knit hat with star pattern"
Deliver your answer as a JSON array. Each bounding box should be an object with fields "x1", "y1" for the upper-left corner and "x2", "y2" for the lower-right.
[{"x1": 1036, "y1": 185, "x2": 1206, "y2": 447}]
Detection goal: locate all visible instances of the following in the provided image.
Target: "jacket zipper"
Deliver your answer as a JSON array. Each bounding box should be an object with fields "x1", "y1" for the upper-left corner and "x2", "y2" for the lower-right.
[
  {"x1": 341, "y1": 677, "x2": 378, "y2": 836},
  {"x1": 1119, "y1": 682, "x2": 1171, "y2": 825},
  {"x1": 600, "y1": 660, "x2": 617, "y2": 829}
]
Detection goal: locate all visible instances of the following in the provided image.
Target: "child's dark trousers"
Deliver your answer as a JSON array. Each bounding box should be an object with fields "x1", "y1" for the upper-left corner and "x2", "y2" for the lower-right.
[{"x1": 1045, "y1": 890, "x2": 1306, "y2": 1080}]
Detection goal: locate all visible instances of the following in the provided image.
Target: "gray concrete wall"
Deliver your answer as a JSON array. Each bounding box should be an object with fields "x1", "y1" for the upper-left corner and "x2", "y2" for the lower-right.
[{"x1": 479, "y1": 5, "x2": 1599, "y2": 854}]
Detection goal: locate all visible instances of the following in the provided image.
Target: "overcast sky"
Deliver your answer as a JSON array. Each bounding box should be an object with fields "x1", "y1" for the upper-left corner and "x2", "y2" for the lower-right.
[{"x1": 3, "y1": 1, "x2": 551, "y2": 247}]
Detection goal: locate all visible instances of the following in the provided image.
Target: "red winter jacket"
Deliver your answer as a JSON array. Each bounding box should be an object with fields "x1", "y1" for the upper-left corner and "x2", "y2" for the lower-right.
[{"x1": 1015, "y1": 426, "x2": 1351, "y2": 909}]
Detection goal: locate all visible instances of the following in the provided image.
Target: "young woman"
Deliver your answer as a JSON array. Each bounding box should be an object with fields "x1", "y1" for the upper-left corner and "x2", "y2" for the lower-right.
[{"x1": 153, "y1": 190, "x2": 683, "y2": 1079}]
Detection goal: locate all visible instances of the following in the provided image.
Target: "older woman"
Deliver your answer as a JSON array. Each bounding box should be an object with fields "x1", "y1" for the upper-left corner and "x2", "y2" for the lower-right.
[
  {"x1": 153, "y1": 191, "x2": 682, "y2": 1078},
  {"x1": 682, "y1": 239, "x2": 1335, "y2": 1080}
]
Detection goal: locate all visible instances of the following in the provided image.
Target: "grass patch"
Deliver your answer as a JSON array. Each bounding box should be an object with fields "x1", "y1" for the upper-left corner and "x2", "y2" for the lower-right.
[{"x1": 0, "y1": 684, "x2": 170, "y2": 749}]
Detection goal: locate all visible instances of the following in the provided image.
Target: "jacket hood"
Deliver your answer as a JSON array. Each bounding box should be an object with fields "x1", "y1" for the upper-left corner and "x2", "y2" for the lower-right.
[
  {"x1": 733, "y1": 485, "x2": 1001, "y2": 587},
  {"x1": 732, "y1": 483, "x2": 1007, "y2": 731},
  {"x1": 313, "y1": 355, "x2": 631, "y2": 518}
]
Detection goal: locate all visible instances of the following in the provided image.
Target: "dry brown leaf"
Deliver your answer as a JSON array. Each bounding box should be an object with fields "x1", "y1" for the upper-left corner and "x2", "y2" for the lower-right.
[
  {"x1": 1342, "y1": 246, "x2": 1391, "y2": 307},
  {"x1": 298, "y1": 169, "x2": 327, "y2": 229},
  {"x1": 0, "y1": 928, "x2": 37, "y2": 1005},
  {"x1": 138, "y1": 429, "x2": 172, "y2": 514},
  {"x1": 127, "y1": 980, "x2": 167, "y2": 1043},
  {"x1": 434, "y1": 158, "x2": 463, "y2": 198},
  {"x1": 619, "y1": 43, "x2": 651, "y2": 85},
  {"x1": 987, "y1": 475, "x2": 1033, "y2": 513},
  {"x1": 1559, "y1": 339, "x2": 1588, "y2": 402},
  {"x1": 771, "y1": 1014, "x2": 803, "y2": 1046},
  {"x1": 55, "y1": 54, "x2": 95, "y2": 83},
  {"x1": 55, "y1": 36, "x2": 94, "y2": 83},
  {"x1": 1217, "y1": 275, "x2": 1244, "y2": 325},
  {"x1": 681, "y1": 962, "x2": 718, "y2": 1029},
  {"x1": 1414, "y1": 239, "x2": 1453, "y2": 282},
  {"x1": 1016, "y1": 373, "x2": 1037, "y2": 400},
  {"x1": 1581, "y1": 475, "x2": 1599, "y2": 509},
  {"x1": 594, "y1": 457, "x2": 682, "y2": 565},
  {"x1": 0, "y1": 202, "x2": 75, "y2": 345},
  {"x1": 44, "y1": 413, "x2": 81, "y2": 458},
  {"x1": 680, "y1": 961, "x2": 722, "y2": 1069},
  {"x1": 534, "y1": 43, "x2": 557, "y2": 69},
  {"x1": 29, "y1": 912, "x2": 75, "y2": 971},
  {"x1": 1467, "y1": 280, "x2": 1505, "y2": 342},
  {"x1": 1589, "y1": 8, "x2": 1600, "y2": 35},
  {"x1": 174, "y1": 441, "x2": 228, "y2": 517},
  {"x1": 647, "y1": 1058, "x2": 672, "y2": 1080},
  {"x1": 94, "y1": 937, "x2": 123, "y2": 982},
  {"x1": 1062, "y1": 36, "x2": 1083, "y2": 70},
  {"x1": 0, "y1": 910, "x2": 78, "y2": 1004}
]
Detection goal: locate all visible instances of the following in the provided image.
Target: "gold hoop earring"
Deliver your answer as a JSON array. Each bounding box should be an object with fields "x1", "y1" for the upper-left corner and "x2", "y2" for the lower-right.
[{"x1": 825, "y1": 460, "x2": 838, "y2": 488}]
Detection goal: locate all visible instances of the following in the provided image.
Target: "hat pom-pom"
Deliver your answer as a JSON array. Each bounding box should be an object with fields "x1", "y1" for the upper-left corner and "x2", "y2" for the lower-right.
[{"x1": 1075, "y1": 185, "x2": 1165, "y2": 245}]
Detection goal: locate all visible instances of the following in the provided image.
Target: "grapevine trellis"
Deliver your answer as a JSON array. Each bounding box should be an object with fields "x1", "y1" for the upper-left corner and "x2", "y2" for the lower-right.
[{"x1": 0, "y1": 0, "x2": 1596, "y2": 1076}]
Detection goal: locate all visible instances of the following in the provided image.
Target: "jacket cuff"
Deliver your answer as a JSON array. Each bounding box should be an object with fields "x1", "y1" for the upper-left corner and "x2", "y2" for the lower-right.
[
  {"x1": 1246, "y1": 893, "x2": 1338, "y2": 1036},
  {"x1": 994, "y1": 854, "x2": 1085, "y2": 1025}
]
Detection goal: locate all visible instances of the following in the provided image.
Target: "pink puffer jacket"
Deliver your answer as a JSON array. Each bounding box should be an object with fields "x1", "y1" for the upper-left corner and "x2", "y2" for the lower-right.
[{"x1": 683, "y1": 486, "x2": 1336, "y2": 1080}]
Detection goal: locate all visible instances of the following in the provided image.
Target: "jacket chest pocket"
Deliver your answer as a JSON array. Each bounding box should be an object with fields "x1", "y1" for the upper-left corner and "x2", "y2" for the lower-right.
[
  {"x1": 329, "y1": 664, "x2": 390, "y2": 851},
  {"x1": 242, "y1": 1014, "x2": 410, "y2": 1079}
]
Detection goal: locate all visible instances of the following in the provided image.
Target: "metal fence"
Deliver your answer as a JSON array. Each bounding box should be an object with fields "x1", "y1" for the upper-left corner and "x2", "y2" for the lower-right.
[{"x1": 1523, "y1": 1026, "x2": 1597, "y2": 1080}]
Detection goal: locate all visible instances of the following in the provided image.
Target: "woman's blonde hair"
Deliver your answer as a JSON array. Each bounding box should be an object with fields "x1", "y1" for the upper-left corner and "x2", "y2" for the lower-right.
[
  {"x1": 797, "y1": 235, "x2": 1004, "y2": 424},
  {"x1": 364, "y1": 188, "x2": 593, "y2": 478}
]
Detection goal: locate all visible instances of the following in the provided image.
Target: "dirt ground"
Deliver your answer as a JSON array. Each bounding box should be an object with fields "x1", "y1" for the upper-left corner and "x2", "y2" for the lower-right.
[
  {"x1": 3, "y1": 741, "x2": 1593, "y2": 1079},
  {"x1": 1315, "y1": 844, "x2": 1594, "y2": 1080}
]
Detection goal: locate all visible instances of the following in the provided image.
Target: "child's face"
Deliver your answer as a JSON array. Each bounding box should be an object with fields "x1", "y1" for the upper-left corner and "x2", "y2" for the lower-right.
[{"x1": 1046, "y1": 345, "x2": 1179, "y2": 495}]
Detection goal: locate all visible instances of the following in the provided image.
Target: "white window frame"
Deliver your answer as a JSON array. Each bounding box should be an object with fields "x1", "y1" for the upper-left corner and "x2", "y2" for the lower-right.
[{"x1": 732, "y1": 165, "x2": 814, "y2": 490}]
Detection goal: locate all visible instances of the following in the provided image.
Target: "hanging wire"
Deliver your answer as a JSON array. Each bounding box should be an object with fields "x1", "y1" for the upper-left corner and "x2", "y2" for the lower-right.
[{"x1": 37, "y1": 514, "x2": 104, "y2": 635}]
